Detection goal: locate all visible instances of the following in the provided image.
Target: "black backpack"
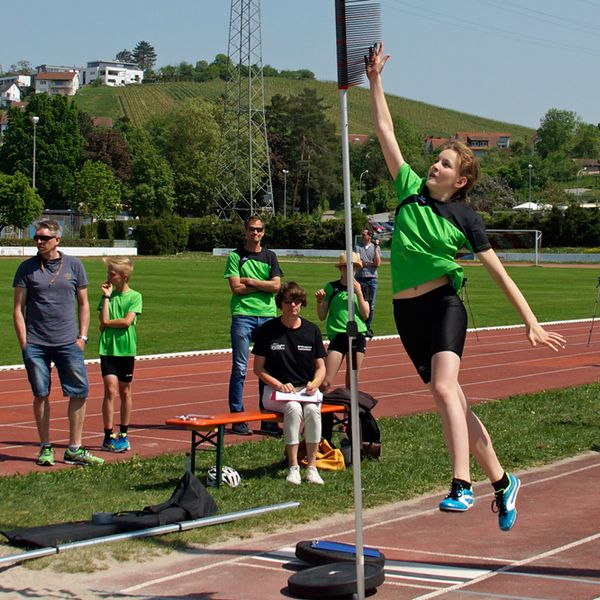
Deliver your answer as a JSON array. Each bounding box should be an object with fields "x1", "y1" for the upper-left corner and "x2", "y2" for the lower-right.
[{"x1": 321, "y1": 387, "x2": 381, "y2": 462}]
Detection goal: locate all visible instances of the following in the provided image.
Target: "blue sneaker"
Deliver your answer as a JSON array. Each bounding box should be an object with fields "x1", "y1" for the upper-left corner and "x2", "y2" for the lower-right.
[
  {"x1": 492, "y1": 473, "x2": 521, "y2": 532},
  {"x1": 102, "y1": 433, "x2": 128, "y2": 453},
  {"x1": 439, "y1": 485, "x2": 474, "y2": 512},
  {"x1": 115, "y1": 433, "x2": 130, "y2": 452},
  {"x1": 102, "y1": 434, "x2": 118, "y2": 451}
]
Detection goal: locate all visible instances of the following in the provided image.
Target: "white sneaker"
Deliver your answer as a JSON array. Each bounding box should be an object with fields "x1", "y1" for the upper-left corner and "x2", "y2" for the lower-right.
[
  {"x1": 305, "y1": 466, "x2": 324, "y2": 485},
  {"x1": 286, "y1": 465, "x2": 301, "y2": 485}
]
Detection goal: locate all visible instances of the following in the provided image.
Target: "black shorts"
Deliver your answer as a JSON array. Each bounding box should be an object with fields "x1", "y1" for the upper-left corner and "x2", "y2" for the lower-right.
[
  {"x1": 100, "y1": 355, "x2": 136, "y2": 383},
  {"x1": 327, "y1": 332, "x2": 367, "y2": 355},
  {"x1": 393, "y1": 284, "x2": 467, "y2": 384}
]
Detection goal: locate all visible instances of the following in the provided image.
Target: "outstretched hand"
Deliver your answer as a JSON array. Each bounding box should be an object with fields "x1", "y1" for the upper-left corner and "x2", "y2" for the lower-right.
[
  {"x1": 364, "y1": 41, "x2": 390, "y2": 81},
  {"x1": 526, "y1": 324, "x2": 566, "y2": 352}
]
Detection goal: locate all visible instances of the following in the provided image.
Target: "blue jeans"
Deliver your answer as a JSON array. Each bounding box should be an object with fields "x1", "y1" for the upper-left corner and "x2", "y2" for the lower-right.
[
  {"x1": 23, "y1": 342, "x2": 89, "y2": 399},
  {"x1": 357, "y1": 277, "x2": 378, "y2": 329},
  {"x1": 229, "y1": 316, "x2": 272, "y2": 413}
]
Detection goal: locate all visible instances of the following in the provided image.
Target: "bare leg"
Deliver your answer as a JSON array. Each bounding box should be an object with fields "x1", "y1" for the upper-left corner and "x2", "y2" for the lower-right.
[
  {"x1": 287, "y1": 443, "x2": 299, "y2": 467},
  {"x1": 102, "y1": 374, "x2": 119, "y2": 430},
  {"x1": 429, "y1": 352, "x2": 471, "y2": 481},
  {"x1": 344, "y1": 351, "x2": 365, "y2": 389},
  {"x1": 118, "y1": 381, "x2": 133, "y2": 427},
  {"x1": 33, "y1": 396, "x2": 50, "y2": 445},
  {"x1": 305, "y1": 441, "x2": 319, "y2": 468},
  {"x1": 68, "y1": 397, "x2": 86, "y2": 447},
  {"x1": 322, "y1": 350, "x2": 344, "y2": 390},
  {"x1": 459, "y1": 385, "x2": 504, "y2": 482}
]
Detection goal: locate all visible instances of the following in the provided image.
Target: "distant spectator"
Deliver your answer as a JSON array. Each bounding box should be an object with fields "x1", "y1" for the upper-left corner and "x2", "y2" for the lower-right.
[{"x1": 354, "y1": 228, "x2": 381, "y2": 338}]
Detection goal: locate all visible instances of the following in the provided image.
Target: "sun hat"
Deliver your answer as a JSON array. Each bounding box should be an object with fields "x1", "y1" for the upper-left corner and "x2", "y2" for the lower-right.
[{"x1": 336, "y1": 251, "x2": 362, "y2": 269}]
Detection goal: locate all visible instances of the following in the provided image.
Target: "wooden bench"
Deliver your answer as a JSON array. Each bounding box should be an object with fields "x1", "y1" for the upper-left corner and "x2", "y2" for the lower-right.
[{"x1": 165, "y1": 404, "x2": 348, "y2": 487}]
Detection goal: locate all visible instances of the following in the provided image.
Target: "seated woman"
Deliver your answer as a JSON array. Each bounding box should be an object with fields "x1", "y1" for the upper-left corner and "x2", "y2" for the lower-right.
[{"x1": 252, "y1": 281, "x2": 327, "y2": 485}]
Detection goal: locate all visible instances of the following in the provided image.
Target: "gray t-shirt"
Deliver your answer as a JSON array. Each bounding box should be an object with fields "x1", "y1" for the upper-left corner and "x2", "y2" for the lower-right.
[
  {"x1": 13, "y1": 252, "x2": 88, "y2": 346},
  {"x1": 354, "y1": 243, "x2": 379, "y2": 279}
]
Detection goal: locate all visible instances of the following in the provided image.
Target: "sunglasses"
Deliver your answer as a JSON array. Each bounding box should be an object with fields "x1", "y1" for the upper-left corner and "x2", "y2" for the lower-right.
[
  {"x1": 282, "y1": 298, "x2": 303, "y2": 305},
  {"x1": 247, "y1": 227, "x2": 264, "y2": 233},
  {"x1": 33, "y1": 235, "x2": 56, "y2": 242}
]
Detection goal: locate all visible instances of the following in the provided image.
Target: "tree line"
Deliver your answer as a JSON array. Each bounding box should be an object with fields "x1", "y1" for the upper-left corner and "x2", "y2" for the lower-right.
[{"x1": 0, "y1": 82, "x2": 599, "y2": 246}]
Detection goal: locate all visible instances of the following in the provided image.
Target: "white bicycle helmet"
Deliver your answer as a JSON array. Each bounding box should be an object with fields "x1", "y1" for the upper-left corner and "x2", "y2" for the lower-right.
[{"x1": 207, "y1": 465, "x2": 241, "y2": 488}]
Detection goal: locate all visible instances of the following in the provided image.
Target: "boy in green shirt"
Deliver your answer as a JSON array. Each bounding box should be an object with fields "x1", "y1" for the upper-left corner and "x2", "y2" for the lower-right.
[{"x1": 98, "y1": 257, "x2": 143, "y2": 453}]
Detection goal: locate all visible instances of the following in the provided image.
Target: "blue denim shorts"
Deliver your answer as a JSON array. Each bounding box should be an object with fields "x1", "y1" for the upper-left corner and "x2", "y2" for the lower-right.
[{"x1": 22, "y1": 343, "x2": 89, "y2": 399}]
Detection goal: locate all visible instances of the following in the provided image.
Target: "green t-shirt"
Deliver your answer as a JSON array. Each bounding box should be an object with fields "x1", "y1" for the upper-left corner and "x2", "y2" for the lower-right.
[
  {"x1": 323, "y1": 280, "x2": 367, "y2": 339},
  {"x1": 391, "y1": 163, "x2": 491, "y2": 293},
  {"x1": 224, "y1": 247, "x2": 283, "y2": 317},
  {"x1": 97, "y1": 289, "x2": 143, "y2": 357}
]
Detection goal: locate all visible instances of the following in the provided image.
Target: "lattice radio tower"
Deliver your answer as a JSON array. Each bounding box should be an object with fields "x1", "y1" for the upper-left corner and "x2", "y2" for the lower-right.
[{"x1": 214, "y1": 0, "x2": 274, "y2": 219}]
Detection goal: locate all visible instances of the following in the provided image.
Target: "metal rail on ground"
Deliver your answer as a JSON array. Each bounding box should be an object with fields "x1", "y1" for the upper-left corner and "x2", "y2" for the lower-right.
[{"x1": 0, "y1": 501, "x2": 299, "y2": 567}]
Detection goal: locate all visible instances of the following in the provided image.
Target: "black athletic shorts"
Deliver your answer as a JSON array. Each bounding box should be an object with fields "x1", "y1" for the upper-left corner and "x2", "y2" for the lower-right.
[
  {"x1": 100, "y1": 355, "x2": 136, "y2": 383},
  {"x1": 393, "y1": 284, "x2": 467, "y2": 384},
  {"x1": 327, "y1": 332, "x2": 367, "y2": 355}
]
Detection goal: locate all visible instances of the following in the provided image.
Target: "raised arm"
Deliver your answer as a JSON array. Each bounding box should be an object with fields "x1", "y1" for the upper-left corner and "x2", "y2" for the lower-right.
[
  {"x1": 477, "y1": 248, "x2": 566, "y2": 351},
  {"x1": 366, "y1": 42, "x2": 404, "y2": 178}
]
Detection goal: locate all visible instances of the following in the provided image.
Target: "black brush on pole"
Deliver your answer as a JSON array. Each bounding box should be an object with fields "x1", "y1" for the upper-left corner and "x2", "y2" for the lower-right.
[{"x1": 336, "y1": 0, "x2": 381, "y2": 90}]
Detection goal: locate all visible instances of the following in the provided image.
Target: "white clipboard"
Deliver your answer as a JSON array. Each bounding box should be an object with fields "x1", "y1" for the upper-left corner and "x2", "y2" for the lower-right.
[{"x1": 272, "y1": 388, "x2": 323, "y2": 403}]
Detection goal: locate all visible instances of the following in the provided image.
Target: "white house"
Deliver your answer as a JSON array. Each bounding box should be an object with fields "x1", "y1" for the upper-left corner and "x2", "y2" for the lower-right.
[
  {"x1": 0, "y1": 82, "x2": 21, "y2": 107},
  {"x1": 0, "y1": 74, "x2": 32, "y2": 88},
  {"x1": 82, "y1": 61, "x2": 143, "y2": 86},
  {"x1": 34, "y1": 71, "x2": 80, "y2": 96}
]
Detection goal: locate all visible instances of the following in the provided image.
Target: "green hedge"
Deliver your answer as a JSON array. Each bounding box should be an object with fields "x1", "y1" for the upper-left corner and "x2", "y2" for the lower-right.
[
  {"x1": 136, "y1": 215, "x2": 189, "y2": 255},
  {"x1": 81, "y1": 220, "x2": 137, "y2": 240}
]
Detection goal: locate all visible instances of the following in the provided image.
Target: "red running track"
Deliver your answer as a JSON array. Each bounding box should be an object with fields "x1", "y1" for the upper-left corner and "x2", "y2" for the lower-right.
[{"x1": 1, "y1": 320, "x2": 598, "y2": 477}]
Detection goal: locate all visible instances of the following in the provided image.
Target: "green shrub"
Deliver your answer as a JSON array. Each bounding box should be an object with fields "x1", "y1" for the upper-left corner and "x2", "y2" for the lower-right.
[
  {"x1": 80, "y1": 222, "x2": 98, "y2": 239},
  {"x1": 188, "y1": 217, "x2": 223, "y2": 251},
  {"x1": 136, "y1": 215, "x2": 189, "y2": 255}
]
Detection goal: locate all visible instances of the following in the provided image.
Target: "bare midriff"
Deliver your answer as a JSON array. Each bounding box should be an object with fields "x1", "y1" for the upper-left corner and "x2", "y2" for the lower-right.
[{"x1": 392, "y1": 274, "x2": 450, "y2": 299}]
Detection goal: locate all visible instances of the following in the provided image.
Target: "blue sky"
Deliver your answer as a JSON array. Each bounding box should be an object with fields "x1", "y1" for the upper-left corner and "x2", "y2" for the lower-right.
[{"x1": 2, "y1": 0, "x2": 599, "y2": 129}]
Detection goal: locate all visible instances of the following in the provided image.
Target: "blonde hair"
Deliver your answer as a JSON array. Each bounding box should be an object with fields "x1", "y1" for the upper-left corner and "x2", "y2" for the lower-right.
[
  {"x1": 103, "y1": 256, "x2": 134, "y2": 279},
  {"x1": 441, "y1": 140, "x2": 480, "y2": 201}
]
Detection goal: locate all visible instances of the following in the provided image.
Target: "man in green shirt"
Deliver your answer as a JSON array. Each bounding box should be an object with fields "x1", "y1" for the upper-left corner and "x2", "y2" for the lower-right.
[{"x1": 224, "y1": 217, "x2": 283, "y2": 435}]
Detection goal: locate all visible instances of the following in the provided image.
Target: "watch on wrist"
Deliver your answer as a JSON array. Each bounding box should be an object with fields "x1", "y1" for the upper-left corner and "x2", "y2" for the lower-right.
[{"x1": 78, "y1": 335, "x2": 88, "y2": 343}]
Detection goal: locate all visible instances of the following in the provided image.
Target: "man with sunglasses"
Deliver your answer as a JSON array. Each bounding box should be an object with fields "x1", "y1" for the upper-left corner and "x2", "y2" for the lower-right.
[
  {"x1": 13, "y1": 220, "x2": 104, "y2": 467},
  {"x1": 224, "y1": 216, "x2": 283, "y2": 435}
]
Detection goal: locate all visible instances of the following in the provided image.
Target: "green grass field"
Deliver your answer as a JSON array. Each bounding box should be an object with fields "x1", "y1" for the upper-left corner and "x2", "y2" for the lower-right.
[{"x1": 1, "y1": 254, "x2": 597, "y2": 366}]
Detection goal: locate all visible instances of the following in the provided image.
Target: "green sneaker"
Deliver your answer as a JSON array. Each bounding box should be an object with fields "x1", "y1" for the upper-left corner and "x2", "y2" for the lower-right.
[
  {"x1": 63, "y1": 447, "x2": 105, "y2": 466},
  {"x1": 37, "y1": 445, "x2": 55, "y2": 466}
]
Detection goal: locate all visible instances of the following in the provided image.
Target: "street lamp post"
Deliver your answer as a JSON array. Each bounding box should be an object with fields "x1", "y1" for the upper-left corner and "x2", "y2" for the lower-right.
[
  {"x1": 31, "y1": 116, "x2": 40, "y2": 190},
  {"x1": 282, "y1": 169, "x2": 289, "y2": 218},
  {"x1": 527, "y1": 163, "x2": 533, "y2": 217},
  {"x1": 576, "y1": 167, "x2": 587, "y2": 197},
  {"x1": 359, "y1": 169, "x2": 368, "y2": 209}
]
